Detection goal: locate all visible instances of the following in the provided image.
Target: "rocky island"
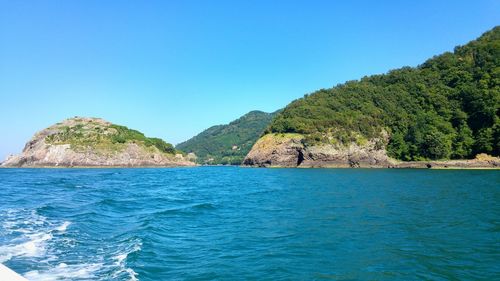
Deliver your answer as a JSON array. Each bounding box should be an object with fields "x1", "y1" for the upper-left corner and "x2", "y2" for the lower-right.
[{"x1": 1, "y1": 117, "x2": 196, "y2": 167}]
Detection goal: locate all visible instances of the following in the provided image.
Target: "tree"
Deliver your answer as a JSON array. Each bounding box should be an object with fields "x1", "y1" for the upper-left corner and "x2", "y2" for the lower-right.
[
  {"x1": 452, "y1": 124, "x2": 474, "y2": 158},
  {"x1": 475, "y1": 127, "x2": 494, "y2": 154}
]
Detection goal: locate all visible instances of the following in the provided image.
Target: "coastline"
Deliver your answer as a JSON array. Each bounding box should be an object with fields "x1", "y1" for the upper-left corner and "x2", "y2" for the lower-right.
[
  {"x1": 243, "y1": 158, "x2": 500, "y2": 169},
  {"x1": 256, "y1": 165, "x2": 500, "y2": 170},
  {"x1": 1, "y1": 163, "x2": 498, "y2": 169},
  {"x1": 0, "y1": 165, "x2": 199, "y2": 169}
]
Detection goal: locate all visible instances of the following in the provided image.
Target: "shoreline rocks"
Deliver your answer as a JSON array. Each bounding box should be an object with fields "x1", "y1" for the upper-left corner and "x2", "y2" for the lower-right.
[
  {"x1": 243, "y1": 134, "x2": 500, "y2": 169},
  {"x1": 243, "y1": 133, "x2": 392, "y2": 168}
]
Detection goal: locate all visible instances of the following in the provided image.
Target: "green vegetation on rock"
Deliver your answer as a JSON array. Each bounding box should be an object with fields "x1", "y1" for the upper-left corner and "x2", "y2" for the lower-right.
[
  {"x1": 176, "y1": 111, "x2": 277, "y2": 164},
  {"x1": 45, "y1": 117, "x2": 176, "y2": 154},
  {"x1": 109, "y1": 125, "x2": 175, "y2": 153},
  {"x1": 266, "y1": 26, "x2": 500, "y2": 161}
]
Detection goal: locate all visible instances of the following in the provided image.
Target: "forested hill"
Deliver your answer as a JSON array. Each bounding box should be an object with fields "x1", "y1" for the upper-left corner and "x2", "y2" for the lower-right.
[
  {"x1": 177, "y1": 110, "x2": 277, "y2": 164},
  {"x1": 266, "y1": 26, "x2": 499, "y2": 161}
]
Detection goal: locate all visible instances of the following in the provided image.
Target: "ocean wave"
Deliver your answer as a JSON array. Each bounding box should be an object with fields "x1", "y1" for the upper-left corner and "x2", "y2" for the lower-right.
[
  {"x1": 0, "y1": 209, "x2": 71, "y2": 263},
  {"x1": 54, "y1": 221, "x2": 71, "y2": 232},
  {"x1": 1, "y1": 208, "x2": 142, "y2": 280},
  {"x1": 152, "y1": 202, "x2": 217, "y2": 216},
  {"x1": 23, "y1": 262, "x2": 104, "y2": 281},
  {"x1": 92, "y1": 198, "x2": 139, "y2": 210},
  {"x1": 192, "y1": 202, "x2": 216, "y2": 210},
  {"x1": 111, "y1": 239, "x2": 142, "y2": 281},
  {"x1": 0, "y1": 232, "x2": 53, "y2": 263}
]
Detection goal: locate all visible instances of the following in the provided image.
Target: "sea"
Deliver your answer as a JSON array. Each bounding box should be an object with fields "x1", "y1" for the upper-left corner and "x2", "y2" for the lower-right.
[{"x1": 0, "y1": 167, "x2": 499, "y2": 280}]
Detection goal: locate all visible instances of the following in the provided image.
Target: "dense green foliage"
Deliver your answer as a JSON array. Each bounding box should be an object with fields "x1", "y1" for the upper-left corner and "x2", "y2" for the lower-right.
[
  {"x1": 267, "y1": 27, "x2": 500, "y2": 160},
  {"x1": 46, "y1": 120, "x2": 176, "y2": 154},
  {"x1": 110, "y1": 125, "x2": 176, "y2": 154},
  {"x1": 177, "y1": 111, "x2": 277, "y2": 164}
]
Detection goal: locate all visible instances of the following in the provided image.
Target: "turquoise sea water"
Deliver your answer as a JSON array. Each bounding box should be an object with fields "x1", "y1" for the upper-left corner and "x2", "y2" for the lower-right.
[{"x1": 0, "y1": 167, "x2": 499, "y2": 280}]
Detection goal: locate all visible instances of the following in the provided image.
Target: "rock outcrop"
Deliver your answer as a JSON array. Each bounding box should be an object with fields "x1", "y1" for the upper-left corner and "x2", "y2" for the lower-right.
[
  {"x1": 390, "y1": 154, "x2": 500, "y2": 169},
  {"x1": 243, "y1": 134, "x2": 305, "y2": 167},
  {"x1": 1, "y1": 117, "x2": 196, "y2": 167},
  {"x1": 243, "y1": 133, "x2": 392, "y2": 168},
  {"x1": 243, "y1": 134, "x2": 500, "y2": 169}
]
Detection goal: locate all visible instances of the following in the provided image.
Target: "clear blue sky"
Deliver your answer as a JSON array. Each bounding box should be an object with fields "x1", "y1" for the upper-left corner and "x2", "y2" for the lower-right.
[{"x1": 0, "y1": 0, "x2": 498, "y2": 159}]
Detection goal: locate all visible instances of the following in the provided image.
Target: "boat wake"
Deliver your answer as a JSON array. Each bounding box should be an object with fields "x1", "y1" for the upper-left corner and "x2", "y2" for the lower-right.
[
  {"x1": 0, "y1": 208, "x2": 141, "y2": 281},
  {"x1": 24, "y1": 262, "x2": 104, "y2": 281},
  {"x1": 111, "y1": 239, "x2": 142, "y2": 281},
  {"x1": 0, "y1": 209, "x2": 70, "y2": 263}
]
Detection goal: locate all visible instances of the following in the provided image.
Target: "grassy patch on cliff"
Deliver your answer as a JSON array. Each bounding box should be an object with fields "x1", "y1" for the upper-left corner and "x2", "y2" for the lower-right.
[
  {"x1": 251, "y1": 133, "x2": 304, "y2": 149},
  {"x1": 45, "y1": 119, "x2": 176, "y2": 154}
]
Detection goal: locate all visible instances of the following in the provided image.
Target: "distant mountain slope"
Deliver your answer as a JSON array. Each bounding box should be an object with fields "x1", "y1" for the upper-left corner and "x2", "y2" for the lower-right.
[
  {"x1": 245, "y1": 26, "x2": 499, "y2": 167},
  {"x1": 2, "y1": 117, "x2": 195, "y2": 167},
  {"x1": 177, "y1": 111, "x2": 277, "y2": 164}
]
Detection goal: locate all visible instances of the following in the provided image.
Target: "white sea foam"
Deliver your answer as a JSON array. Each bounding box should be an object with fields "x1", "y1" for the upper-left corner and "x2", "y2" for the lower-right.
[
  {"x1": 54, "y1": 221, "x2": 71, "y2": 232},
  {"x1": 23, "y1": 262, "x2": 103, "y2": 281},
  {"x1": 1, "y1": 210, "x2": 47, "y2": 235},
  {"x1": 0, "y1": 209, "x2": 71, "y2": 263},
  {"x1": 1, "y1": 208, "x2": 140, "y2": 280},
  {"x1": 0, "y1": 232, "x2": 53, "y2": 262},
  {"x1": 0, "y1": 210, "x2": 52, "y2": 263},
  {"x1": 112, "y1": 241, "x2": 142, "y2": 281}
]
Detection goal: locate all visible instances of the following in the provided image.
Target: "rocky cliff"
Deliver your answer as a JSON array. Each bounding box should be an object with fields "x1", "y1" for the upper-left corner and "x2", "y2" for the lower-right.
[
  {"x1": 1, "y1": 117, "x2": 196, "y2": 167},
  {"x1": 243, "y1": 133, "x2": 392, "y2": 168},
  {"x1": 243, "y1": 133, "x2": 500, "y2": 168}
]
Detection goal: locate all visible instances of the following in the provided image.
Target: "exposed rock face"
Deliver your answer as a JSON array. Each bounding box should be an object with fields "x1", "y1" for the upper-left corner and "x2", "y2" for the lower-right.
[
  {"x1": 243, "y1": 134, "x2": 500, "y2": 169},
  {"x1": 243, "y1": 133, "x2": 392, "y2": 168},
  {"x1": 390, "y1": 154, "x2": 500, "y2": 169},
  {"x1": 1, "y1": 117, "x2": 196, "y2": 167},
  {"x1": 243, "y1": 134, "x2": 305, "y2": 167}
]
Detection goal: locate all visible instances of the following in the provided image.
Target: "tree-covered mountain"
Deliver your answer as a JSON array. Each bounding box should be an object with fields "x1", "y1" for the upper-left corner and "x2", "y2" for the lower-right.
[
  {"x1": 264, "y1": 26, "x2": 499, "y2": 161},
  {"x1": 177, "y1": 110, "x2": 278, "y2": 164}
]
